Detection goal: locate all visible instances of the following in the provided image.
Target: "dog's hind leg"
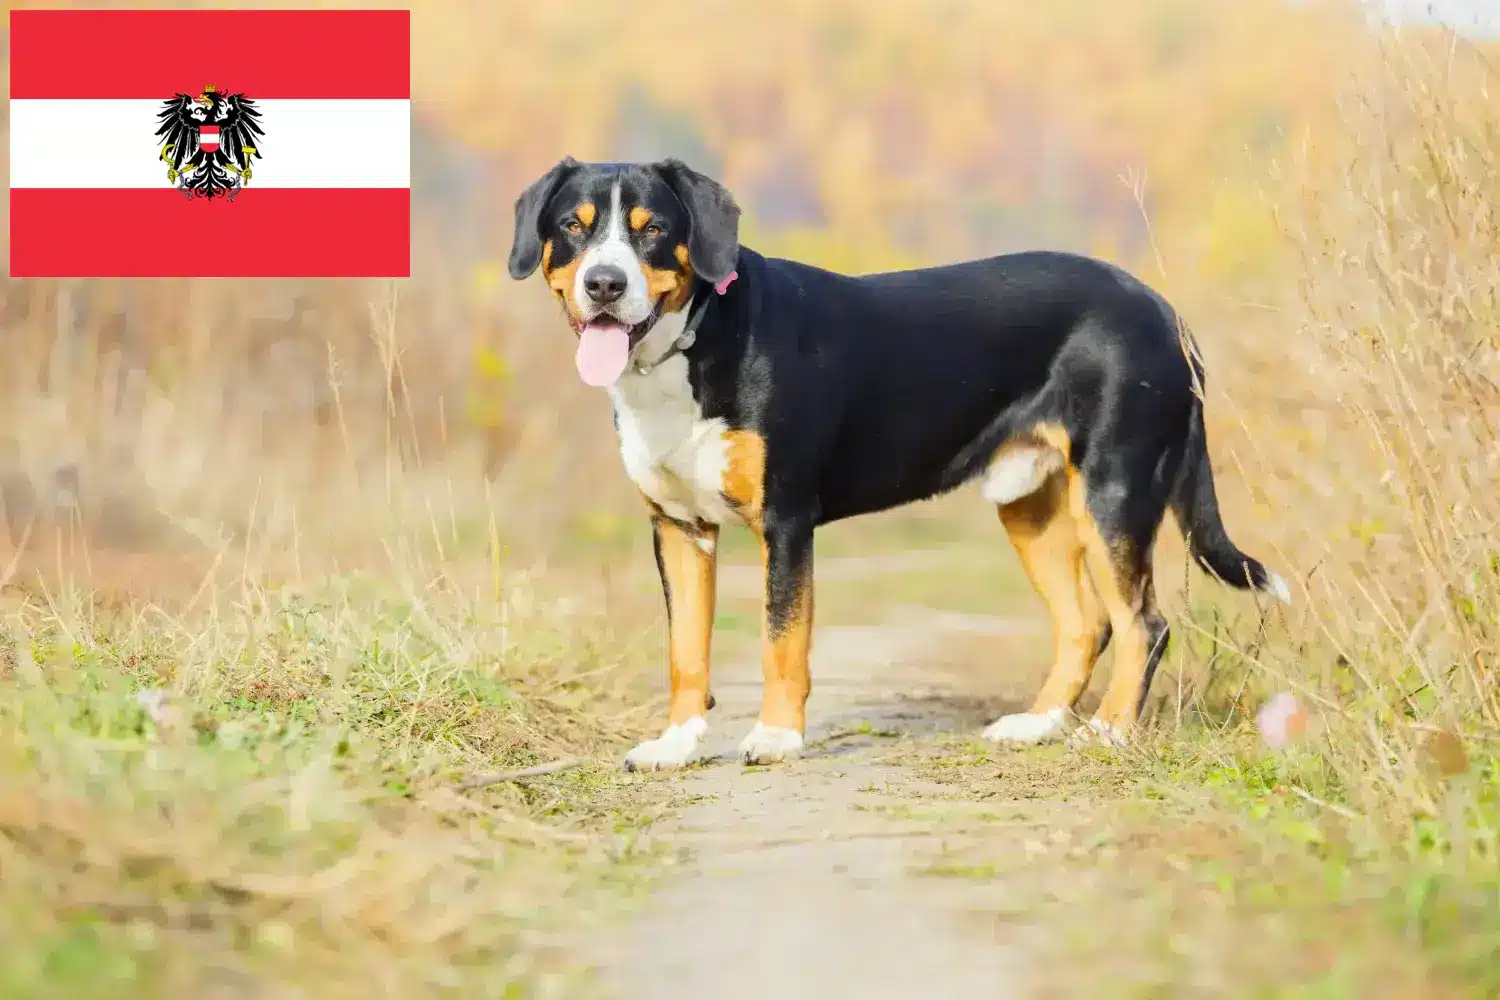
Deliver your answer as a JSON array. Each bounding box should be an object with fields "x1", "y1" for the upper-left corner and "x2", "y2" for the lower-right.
[
  {"x1": 1067, "y1": 457, "x2": 1172, "y2": 747},
  {"x1": 984, "y1": 471, "x2": 1108, "y2": 745}
]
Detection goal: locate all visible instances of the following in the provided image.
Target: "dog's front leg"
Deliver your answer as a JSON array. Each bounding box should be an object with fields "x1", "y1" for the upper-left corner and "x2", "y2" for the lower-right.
[
  {"x1": 624, "y1": 514, "x2": 719, "y2": 772},
  {"x1": 739, "y1": 512, "x2": 815, "y2": 765}
]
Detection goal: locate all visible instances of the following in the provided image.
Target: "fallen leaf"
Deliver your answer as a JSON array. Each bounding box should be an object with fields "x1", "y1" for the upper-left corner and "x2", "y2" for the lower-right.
[{"x1": 1419, "y1": 729, "x2": 1469, "y2": 778}]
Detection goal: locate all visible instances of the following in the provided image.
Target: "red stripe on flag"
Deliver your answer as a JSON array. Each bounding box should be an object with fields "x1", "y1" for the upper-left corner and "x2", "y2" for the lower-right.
[
  {"x1": 10, "y1": 188, "x2": 411, "y2": 278},
  {"x1": 10, "y1": 9, "x2": 410, "y2": 99}
]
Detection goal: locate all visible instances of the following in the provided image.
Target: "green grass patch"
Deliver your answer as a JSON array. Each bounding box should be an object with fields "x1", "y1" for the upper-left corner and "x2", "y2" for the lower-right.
[{"x1": 0, "y1": 573, "x2": 661, "y2": 999}]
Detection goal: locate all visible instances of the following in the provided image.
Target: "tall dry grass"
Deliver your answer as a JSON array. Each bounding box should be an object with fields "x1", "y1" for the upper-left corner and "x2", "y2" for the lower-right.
[
  {"x1": 0, "y1": 260, "x2": 644, "y2": 595},
  {"x1": 1256, "y1": 30, "x2": 1500, "y2": 813},
  {"x1": 1149, "y1": 28, "x2": 1500, "y2": 985}
]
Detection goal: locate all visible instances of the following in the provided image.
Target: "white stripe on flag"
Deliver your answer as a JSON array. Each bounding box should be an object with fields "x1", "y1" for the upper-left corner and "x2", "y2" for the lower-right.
[{"x1": 9, "y1": 99, "x2": 410, "y2": 189}]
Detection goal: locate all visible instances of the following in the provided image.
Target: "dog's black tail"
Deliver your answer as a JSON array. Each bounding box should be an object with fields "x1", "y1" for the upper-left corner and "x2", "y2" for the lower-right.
[{"x1": 1170, "y1": 395, "x2": 1291, "y2": 604}]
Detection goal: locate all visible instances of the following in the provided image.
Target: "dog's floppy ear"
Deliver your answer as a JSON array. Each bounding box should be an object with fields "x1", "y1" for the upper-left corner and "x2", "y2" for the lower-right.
[
  {"x1": 507, "y1": 156, "x2": 579, "y2": 280},
  {"x1": 656, "y1": 159, "x2": 741, "y2": 285}
]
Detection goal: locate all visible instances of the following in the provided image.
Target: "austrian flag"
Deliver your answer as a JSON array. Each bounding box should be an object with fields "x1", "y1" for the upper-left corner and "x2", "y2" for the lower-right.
[{"x1": 9, "y1": 9, "x2": 411, "y2": 278}]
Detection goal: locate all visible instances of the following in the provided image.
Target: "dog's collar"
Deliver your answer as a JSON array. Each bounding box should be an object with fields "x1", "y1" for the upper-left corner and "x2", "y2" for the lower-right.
[{"x1": 632, "y1": 271, "x2": 738, "y2": 376}]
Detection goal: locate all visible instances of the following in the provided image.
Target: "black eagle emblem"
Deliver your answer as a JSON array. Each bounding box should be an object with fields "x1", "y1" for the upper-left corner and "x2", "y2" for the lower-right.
[{"x1": 155, "y1": 85, "x2": 264, "y2": 200}]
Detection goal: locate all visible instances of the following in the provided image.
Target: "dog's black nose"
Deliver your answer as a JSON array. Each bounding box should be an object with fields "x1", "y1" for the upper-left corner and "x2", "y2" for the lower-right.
[{"x1": 582, "y1": 264, "x2": 628, "y2": 305}]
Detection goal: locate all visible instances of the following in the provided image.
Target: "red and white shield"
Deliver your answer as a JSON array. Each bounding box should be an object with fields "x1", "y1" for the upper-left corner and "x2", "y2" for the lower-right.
[{"x1": 199, "y1": 125, "x2": 220, "y2": 153}]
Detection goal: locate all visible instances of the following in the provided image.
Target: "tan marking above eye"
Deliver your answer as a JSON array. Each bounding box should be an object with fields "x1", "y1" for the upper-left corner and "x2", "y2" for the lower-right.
[
  {"x1": 675, "y1": 244, "x2": 691, "y2": 268},
  {"x1": 574, "y1": 202, "x2": 596, "y2": 229},
  {"x1": 629, "y1": 206, "x2": 653, "y2": 232}
]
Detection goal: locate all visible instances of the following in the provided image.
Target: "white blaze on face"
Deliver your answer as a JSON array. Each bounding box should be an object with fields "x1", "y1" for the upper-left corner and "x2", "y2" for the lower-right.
[{"x1": 573, "y1": 180, "x2": 653, "y2": 325}]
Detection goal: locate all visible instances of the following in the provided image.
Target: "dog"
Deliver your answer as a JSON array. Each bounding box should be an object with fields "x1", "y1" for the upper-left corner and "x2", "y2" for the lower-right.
[{"x1": 507, "y1": 156, "x2": 1289, "y2": 770}]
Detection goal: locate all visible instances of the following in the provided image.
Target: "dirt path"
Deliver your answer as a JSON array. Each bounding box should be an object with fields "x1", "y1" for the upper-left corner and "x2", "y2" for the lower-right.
[
  {"x1": 587, "y1": 559, "x2": 1059, "y2": 1000},
  {"x1": 562, "y1": 544, "x2": 1427, "y2": 1000}
]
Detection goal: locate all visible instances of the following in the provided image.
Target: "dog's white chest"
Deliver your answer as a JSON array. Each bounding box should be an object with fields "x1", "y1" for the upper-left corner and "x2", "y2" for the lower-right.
[{"x1": 608, "y1": 356, "x2": 737, "y2": 525}]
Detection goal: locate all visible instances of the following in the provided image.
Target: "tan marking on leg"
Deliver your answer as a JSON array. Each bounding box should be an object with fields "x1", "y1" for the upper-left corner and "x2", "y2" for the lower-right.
[
  {"x1": 656, "y1": 516, "x2": 718, "y2": 725},
  {"x1": 574, "y1": 201, "x2": 596, "y2": 228},
  {"x1": 759, "y1": 534, "x2": 813, "y2": 733},
  {"x1": 998, "y1": 472, "x2": 1106, "y2": 713},
  {"x1": 638, "y1": 491, "x2": 717, "y2": 710},
  {"x1": 629, "y1": 206, "x2": 652, "y2": 231},
  {"x1": 1067, "y1": 472, "x2": 1156, "y2": 731},
  {"x1": 721, "y1": 429, "x2": 766, "y2": 530}
]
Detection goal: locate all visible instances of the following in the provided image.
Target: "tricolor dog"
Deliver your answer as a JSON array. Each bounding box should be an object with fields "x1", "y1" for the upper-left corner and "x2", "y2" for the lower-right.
[{"x1": 507, "y1": 157, "x2": 1289, "y2": 770}]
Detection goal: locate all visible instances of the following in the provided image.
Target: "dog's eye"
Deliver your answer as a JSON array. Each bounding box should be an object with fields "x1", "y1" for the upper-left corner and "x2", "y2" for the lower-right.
[
  {"x1": 564, "y1": 219, "x2": 583, "y2": 234},
  {"x1": 643, "y1": 224, "x2": 663, "y2": 237}
]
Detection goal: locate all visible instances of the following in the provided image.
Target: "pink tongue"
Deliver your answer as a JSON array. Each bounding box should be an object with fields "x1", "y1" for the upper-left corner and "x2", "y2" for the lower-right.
[{"x1": 575, "y1": 322, "x2": 631, "y2": 387}]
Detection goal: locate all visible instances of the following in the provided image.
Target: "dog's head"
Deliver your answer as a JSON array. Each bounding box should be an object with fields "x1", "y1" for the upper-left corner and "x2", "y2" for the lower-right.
[{"x1": 507, "y1": 158, "x2": 741, "y2": 386}]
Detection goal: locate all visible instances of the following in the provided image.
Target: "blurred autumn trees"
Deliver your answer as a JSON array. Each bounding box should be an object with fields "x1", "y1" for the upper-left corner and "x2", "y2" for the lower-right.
[
  {"x1": 3, "y1": 0, "x2": 1493, "y2": 564},
  {"x1": 0, "y1": 0, "x2": 1455, "y2": 281},
  {"x1": 411, "y1": 0, "x2": 1375, "y2": 282}
]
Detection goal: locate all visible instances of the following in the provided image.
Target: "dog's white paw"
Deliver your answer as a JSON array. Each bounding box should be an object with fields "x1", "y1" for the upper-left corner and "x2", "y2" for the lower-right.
[
  {"x1": 623, "y1": 716, "x2": 707, "y2": 772},
  {"x1": 738, "y1": 722, "x2": 804, "y2": 765},
  {"x1": 982, "y1": 707, "x2": 1068, "y2": 745},
  {"x1": 1068, "y1": 716, "x2": 1129, "y2": 748}
]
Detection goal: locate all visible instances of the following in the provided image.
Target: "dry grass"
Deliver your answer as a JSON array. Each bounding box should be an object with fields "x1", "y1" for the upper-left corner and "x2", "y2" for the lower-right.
[
  {"x1": 1077, "y1": 28, "x2": 1500, "y2": 996},
  {"x1": 1193, "y1": 27, "x2": 1500, "y2": 836},
  {"x1": 0, "y1": 552, "x2": 669, "y2": 998},
  {"x1": 0, "y1": 540, "x2": 675, "y2": 991}
]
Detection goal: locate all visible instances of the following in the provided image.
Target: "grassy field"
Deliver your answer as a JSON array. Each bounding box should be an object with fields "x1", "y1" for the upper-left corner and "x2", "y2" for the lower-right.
[{"x1": 0, "y1": 553, "x2": 673, "y2": 998}]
